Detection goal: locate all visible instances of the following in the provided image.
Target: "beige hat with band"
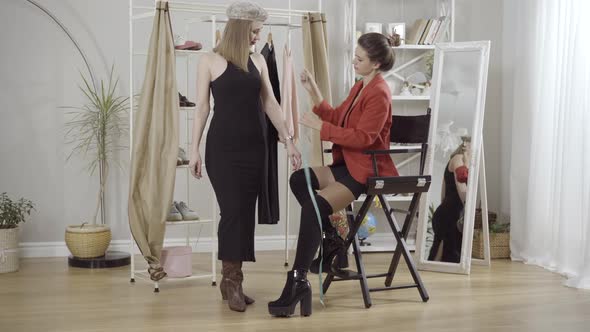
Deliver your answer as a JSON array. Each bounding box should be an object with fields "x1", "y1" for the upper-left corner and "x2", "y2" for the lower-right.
[{"x1": 226, "y1": 2, "x2": 268, "y2": 22}]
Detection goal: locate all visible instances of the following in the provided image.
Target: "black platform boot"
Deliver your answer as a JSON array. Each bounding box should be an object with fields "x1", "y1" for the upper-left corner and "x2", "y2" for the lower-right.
[
  {"x1": 268, "y1": 270, "x2": 312, "y2": 317},
  {"x1": 310, "y1": 230, "x2": 349, "y2": 274}
]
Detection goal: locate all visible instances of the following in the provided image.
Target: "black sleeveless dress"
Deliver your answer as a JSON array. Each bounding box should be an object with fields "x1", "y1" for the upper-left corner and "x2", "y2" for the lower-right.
[
  {"x1": 206, "y1": 57, "x2": 267, "y2": 262},
  {"x1": 428, "y1": 163, "x2": 464, "y2": 263}
]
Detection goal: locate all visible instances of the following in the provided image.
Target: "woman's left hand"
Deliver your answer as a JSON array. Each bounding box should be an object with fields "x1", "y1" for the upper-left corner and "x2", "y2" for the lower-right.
[
  {"x1": 286, "y1": 140, "x2": 302, "y2": 171},
  {"x1": 299, "y1": 112, "x2": 323, "y2": 131}
]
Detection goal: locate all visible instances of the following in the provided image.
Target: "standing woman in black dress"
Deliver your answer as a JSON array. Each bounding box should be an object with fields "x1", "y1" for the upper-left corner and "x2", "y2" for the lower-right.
[{"x1": 188, "y1": 2, "x2": 302, "y2": 313}]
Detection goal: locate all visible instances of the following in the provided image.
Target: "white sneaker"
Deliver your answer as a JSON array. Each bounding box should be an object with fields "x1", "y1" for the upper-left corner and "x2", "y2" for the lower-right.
[
  {"x1": 177, "y1": 147, "x2": 189, "y2": 165},
  {"x1": 176, "y1": 201, "x2": 199, "y2": 220},
  {"x1": 167, "y1": 201, "x2": 183, "y2": 221},
  {"x1": 174, "y1": 34, "x2": 186, "y2": 47}
]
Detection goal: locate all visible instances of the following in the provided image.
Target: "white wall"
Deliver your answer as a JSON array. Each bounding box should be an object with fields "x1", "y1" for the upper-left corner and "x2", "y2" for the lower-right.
[
  {"x1": 0, "y1": 0, "x2": 346, "y2": 255},
  {"x1": 453, "y1": 0, "x2": 506, "y2": 221},
  {"x1": 0, "y1": 0, "x2": 507, "y2": 256},
  {"x1": 1, "y1": 0, "x2": 130, "y2": 246}
]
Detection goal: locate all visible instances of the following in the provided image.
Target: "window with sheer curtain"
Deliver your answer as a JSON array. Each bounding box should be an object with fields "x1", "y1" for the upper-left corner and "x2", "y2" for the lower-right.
[{"x1": 504, "y1": 0, "x2": 590, "y2": 289}]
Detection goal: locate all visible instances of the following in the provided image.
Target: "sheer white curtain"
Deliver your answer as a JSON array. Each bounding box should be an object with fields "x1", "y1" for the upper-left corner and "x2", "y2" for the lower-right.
[{"x1": 504, "y1": 0, "x2": 590, "y2": 289}]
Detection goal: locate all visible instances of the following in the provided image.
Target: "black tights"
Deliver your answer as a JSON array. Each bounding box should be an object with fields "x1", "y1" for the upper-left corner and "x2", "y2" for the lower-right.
[
  {"x1": 289, "y1": 168, "x2": 319, "y2": 205},
  {"x1": 290, "y1": 169, "x2": 334, "y2": 271}
]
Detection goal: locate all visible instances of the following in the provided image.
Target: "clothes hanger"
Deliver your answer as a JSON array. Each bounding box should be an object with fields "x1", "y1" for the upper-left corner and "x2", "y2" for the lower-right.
[{"x1": 267, "y1": 25, "x2": 273, "y2": 47}]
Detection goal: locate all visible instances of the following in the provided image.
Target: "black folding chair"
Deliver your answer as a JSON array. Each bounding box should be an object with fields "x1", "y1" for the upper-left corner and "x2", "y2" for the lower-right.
[{"x1": 322, "y1": 108, "x2": 432, "y2": 308}]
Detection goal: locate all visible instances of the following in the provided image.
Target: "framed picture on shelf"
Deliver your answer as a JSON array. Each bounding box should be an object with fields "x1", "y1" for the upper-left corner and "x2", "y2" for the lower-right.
[
  {"x1": 388, "y1": 23, "x2": 406, "y2": 44},
  {"x1": 365, "y1": 22, "x2": 382, "y2": 33}
]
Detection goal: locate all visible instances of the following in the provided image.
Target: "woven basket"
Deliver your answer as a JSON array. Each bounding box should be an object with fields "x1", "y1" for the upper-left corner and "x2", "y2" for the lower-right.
[
  {"x1": 65, "y1": 224, "x2": 111, "y2": 258},
  {"x1": 472, "y1": 229, "x2": 510, "y2": 259},
  {"x1": 474, "y1": 209, "x2": 497, "y2": 229},
  {"x1": 0, "y1": 227, "x2": 19, "y2": 273}
]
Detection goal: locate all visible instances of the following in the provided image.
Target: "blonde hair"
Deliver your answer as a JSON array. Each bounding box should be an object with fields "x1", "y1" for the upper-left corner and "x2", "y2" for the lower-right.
[
  {"x1": 214, "y1": 19, "x2": 253, "y2": 72},
  {"x1": 450, "y1": 136, "x2": 472, "y2": 159}
]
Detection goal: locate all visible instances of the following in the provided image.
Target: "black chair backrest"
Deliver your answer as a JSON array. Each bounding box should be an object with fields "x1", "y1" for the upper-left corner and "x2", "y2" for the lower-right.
[
  {"x1": 390, "y1": 108, "x2": 431, "y2": 144},
  {"x1": 366, "y1": 175, "x2": 431, "y2": 195}
]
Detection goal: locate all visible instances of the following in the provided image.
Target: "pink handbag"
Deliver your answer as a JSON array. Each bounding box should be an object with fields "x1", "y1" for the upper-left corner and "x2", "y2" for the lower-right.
[{"x1": 160, "y1": 246, "x2": 192, "y2": 277}]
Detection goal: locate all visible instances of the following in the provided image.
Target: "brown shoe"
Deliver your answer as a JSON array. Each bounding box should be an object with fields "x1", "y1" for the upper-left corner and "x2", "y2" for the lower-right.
[
  {"x1": 148, "y1": 265, "x2": 167, "y2": 281},
  {"x1": 220, "y1": 279, "x2": 255, "y2": 305},
  {"x1": 236, "y1": 262, "x2": 255, "y2": 305},
  {"x1": 220, "y1": 261, "x2": 246, "y2": 312}
]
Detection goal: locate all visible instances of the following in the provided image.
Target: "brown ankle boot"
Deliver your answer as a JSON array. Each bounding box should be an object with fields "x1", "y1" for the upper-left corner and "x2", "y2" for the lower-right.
[
  {"x1": 235, "y1": 262, "x2": 255, "y2": 305},
  {"x1": 220, "y1": 261, "x2": 246, "y2": 312},
  {"x1": 220, "y1": 261, "x2": 255, "y2": 305}
]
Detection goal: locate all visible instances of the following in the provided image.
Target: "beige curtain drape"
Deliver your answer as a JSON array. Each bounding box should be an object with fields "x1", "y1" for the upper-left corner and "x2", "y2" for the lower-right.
[
  {"x1": 302, "y1": 12, "x2": 332, "y2": 166},
  {"x1": 281, "y1": 45, "x2": 299, "y2": 141},
  {"x1": 128, "y1": 1, "x2": 178, "y2": 268}
]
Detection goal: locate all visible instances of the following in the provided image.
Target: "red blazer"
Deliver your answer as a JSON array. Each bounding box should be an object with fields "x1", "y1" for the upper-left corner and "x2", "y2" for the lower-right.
[{"x1": 314, "y1": 74, "x2": 398, "y2": 184}]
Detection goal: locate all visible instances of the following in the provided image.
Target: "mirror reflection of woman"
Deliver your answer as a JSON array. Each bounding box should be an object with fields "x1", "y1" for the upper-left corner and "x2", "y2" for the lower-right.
[{"x1": 428, "y1": 136, "x2": 471, "y2": 263}]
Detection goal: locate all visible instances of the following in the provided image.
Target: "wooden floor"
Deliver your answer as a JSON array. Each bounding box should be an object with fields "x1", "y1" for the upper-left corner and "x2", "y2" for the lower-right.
[{"x1": 1, "y1": 251, "x2": 589, "y2": 332}]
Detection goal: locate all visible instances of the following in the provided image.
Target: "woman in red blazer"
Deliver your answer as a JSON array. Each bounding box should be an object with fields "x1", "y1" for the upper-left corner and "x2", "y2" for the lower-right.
[{"x1": 269, "y1": 32, "x2": 401, "y2": 317}]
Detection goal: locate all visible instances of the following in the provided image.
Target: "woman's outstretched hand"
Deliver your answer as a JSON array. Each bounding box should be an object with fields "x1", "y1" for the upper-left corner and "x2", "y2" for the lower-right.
[
  {"x1": 299, "y1": 112, "x2": 323, "y2": 131},
  {"x1": 300, "y1": 69, "x2": 316, "y2": 94},
  {"x1": 286, "y1": 140, "x2": 302, "y2": 171},
  {"x1": 189, "y1": 150, "x2": 202, "y2": 179}
]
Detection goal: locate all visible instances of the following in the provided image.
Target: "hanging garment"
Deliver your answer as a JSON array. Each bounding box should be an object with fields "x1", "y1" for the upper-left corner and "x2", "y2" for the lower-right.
[
  {"x1": 128, "y1": 1, "x2": 178, "y2": 272},
  {"x1": 281, "y1": 44, "x2": 299, "y2": 141},
  {"x1": 261, "y1": 42, "x2": 281, "y2": 103},
  {"x1": 302, "y1": 12, "x2": 332, "y2": 166},
  {"x1": 259, "y1": 42, "x2": 280, "y2": 225}
]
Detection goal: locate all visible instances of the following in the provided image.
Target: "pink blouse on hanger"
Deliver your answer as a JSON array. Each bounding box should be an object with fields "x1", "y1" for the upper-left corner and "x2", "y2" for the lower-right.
[{"x1": 280, "y1": 45, "x2": 299, "y2": 141}]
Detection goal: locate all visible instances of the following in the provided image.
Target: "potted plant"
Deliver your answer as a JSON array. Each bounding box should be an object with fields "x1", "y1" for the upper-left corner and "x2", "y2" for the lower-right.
[
  {"x1": 0, "y1": 193, "x2": 34, "y2": 273},
  {"x1": 62, "y1": 66, "x2": 128, "y2": 258}
]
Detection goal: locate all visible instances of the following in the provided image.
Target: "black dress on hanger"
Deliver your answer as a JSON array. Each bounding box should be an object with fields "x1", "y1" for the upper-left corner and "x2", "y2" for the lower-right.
[{"x1": 259, "y1": 41, "x2": 280, "y2": 225}]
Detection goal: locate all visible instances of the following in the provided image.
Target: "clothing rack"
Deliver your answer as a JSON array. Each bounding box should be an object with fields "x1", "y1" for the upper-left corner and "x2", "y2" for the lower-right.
[
  {"x1": 128, "y1": 0, "x2": 324, "y2": 282},
  {"x1": 131, "y1": 2, "x2": 312, "y2": 20}
]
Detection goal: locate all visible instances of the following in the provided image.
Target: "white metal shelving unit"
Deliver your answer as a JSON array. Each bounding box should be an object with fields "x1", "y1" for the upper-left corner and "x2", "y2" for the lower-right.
[
  {"x1": 394, "y1": 44, "x2": 436, "y2": 50},
  {"x1": 392, "y1": 95, "x2": 430, "y2": 101}
]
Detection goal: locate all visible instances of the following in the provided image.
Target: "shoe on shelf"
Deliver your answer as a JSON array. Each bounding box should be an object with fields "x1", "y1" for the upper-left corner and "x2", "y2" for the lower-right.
[
  {"x1": 176, "y1": 201, "x2": 199, "y2": 221},
  {"x1": 177, "y1": 147, "x2": 189, "y2": 166},
  {"x1": 174, "y1": 34, "x2": 203, "y2": 51},
  {"x1": 178, "y1": 92, "x2": 196, "y2": 108},
  {"x1": 174, "y1": 34, "x2": 185, "y2": 46},
  {"x1": 167, "y1": 201, "x2": 183, "y2": 222},
  {"x1": 184, "y1": 42, "x2": 203, "y2": 51}
]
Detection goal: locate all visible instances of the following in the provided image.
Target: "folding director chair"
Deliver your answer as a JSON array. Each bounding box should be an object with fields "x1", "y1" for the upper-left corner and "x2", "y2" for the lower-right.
[{"x1": 322, "y1": 109, "x2": 432, "y2": 308}]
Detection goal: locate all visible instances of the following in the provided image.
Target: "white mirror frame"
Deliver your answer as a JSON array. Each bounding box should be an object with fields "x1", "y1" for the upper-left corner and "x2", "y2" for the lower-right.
[{"x1": 415, "y1": 41, "x2": 491, "y2": 275}]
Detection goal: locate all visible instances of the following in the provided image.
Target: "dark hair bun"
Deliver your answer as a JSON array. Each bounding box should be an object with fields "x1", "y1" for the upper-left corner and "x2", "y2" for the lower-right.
[{"x1": 357, "y1": 32, "x2": 397, "y2": 72}]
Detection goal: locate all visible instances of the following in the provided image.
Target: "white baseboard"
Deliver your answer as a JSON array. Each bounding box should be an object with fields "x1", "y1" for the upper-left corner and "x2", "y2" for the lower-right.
[
  {"x1": 18, "y1": 232, "x2": 412, "y2": 258},
  {"x1": 19, "y1": 235, "x2": 299, "y2": 258}
]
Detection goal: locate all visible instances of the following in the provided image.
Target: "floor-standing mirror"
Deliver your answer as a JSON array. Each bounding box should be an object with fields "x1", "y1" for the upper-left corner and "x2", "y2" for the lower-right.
[{"x1": 415, "y1": 41, "x2": 491, "y2": 274}]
